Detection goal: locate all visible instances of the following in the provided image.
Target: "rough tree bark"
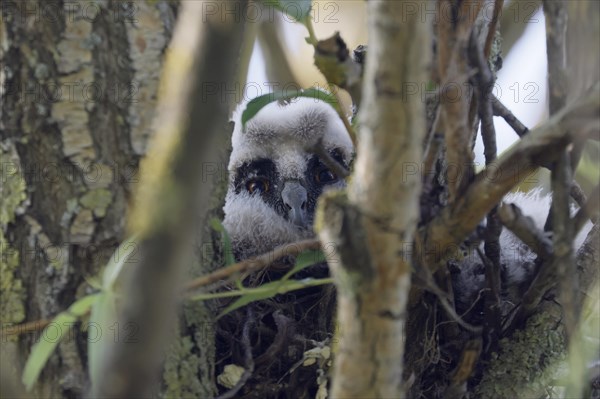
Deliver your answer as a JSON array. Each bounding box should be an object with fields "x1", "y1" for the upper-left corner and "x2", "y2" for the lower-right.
[
  {"x1": 1, "y1": 1, "x2": 178, "y2": 396},
  {"x1": 2, "y1": 1, "x2": 598, "y2": 398}
]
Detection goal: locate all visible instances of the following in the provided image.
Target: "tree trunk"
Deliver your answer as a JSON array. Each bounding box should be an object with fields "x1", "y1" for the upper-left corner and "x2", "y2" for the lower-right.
[{"x1": 1, "y1": 1, "x2": 177, "y2": 396}]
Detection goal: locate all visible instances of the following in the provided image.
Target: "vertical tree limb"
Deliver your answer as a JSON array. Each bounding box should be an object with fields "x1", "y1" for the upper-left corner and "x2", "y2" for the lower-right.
[
  {"x1": 417, "y1": 88, "x2": 599, "y2": 277},
  {"x1": 92, "y1": 2, "x2": 247, "y2": 397},
  {"x1": 484, "y1": 0, "x2": 504, "y2": 59},
  {"x1": 437, "y1": 0, "x2": 484, "y2": 202},
  {"x1": 316, "y1": 1, "x2": 430, "y2": 397},
  {"x1": 543, "y1": 0, "x2": 568, "y2": 115},
  {"x1": 469, "y1": 30, "x2": 502, "y2": 352}
]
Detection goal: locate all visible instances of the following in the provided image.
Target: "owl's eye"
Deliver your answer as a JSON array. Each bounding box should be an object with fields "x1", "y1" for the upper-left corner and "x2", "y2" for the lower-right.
[
  {"x1": 315, "y1": 168, "x2": 337, "y2": 184},
  {"x1": 246, "y1": 178, "x2": 270, "y2": 194}
]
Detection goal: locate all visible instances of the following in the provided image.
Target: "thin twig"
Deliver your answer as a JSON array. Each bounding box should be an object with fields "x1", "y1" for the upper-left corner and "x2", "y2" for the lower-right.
[
  {"x1": 552, "y1": 151, "x2": 576, "y2": 340},
  {"x1": 309, "y1": 139, "x2": 350, "y2": 179},
  {"x1": 184, "y1": 239, "x2": 321, "y2": 292},
  {"x1": 5, "y1": 241, "x2": 325, "y2": 338},
  {"x1": 469, "y1": 29, "x2": 502, "y2": 351},
  {"x1": 415, "y1": 263, "x2": 483, "y2": 333},
  {"x1": 491, "y1": 95, "x2": 529, "y2": 137},
  {"x1": 436, "y1": 0, "x2": 485, "y2": 202},
  {"x1": 543, "y1": 0, "x2": 579, "y2": 354},
  {"x1": 304, "y1": 18, "x2": 357, "y2": 146},
  {"x1": 492, "y1": 94, "x2": 588, "y2": 210},
  {"x1": 484, "y1": 0, "x2": 504, "y2": 59},
  {"x1": 543, "y1": 0, "x2": 568, "y2": 115},
  {"x1": 422, "y1": 133, "x2": 443, "y2": 194},
  {"x1": 330, "y1": 86, "x2": 358, "y2": 147},
  {"x1": 570, "y1": 183, "x2": 588, "y2": 211},
  {"x1": 423, "y1": 104, "x2": 441, "y2": 154},
  {"x1": 257, "y1": 15, "x2": 298, "y2": 86},
  {"x1": 414, "y1": 87, "x2": 599, "y2": 279},
  {"x1": 503, "y1": 156, "x2": 574, "y2": 334},
  {"x1": 215, "y1": 310, "x2": 255, "y2": 399},
  {"x1": 573, "y1": 183, "x2": 600, "y2": 234},
  {"x1": 541, "y1": 0, "x2": 569, "y2": 232},
  {"x1": 0, "y1": 319, "x2": 52, "y2": 338},
  {"x1": 498, "y1": 203, "x2": 553, "y2": 260}
]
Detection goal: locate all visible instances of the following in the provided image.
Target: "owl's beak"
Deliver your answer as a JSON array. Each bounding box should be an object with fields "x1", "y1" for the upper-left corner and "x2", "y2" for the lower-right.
[{"x1": 282, "y1": 181, "x2": 308, "y2": 227}]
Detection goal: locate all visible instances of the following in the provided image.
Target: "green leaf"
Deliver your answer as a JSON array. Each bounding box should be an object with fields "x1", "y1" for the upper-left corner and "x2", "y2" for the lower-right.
[
  {"x1": 218, "y1": 281, "x2": 283, "y2": 318},
  {"x1": 210, "y1": 218, "x2": 235, "y2": 266},
  {"x1": 69, "y1": 293, "x2": 102, "y2": 316},
  {"x1": 282, "y1": 249, "x2": 326, "y2": 280},
  {"x1": 263, "y1": 0, "x2": 312, "y2": 23},
  {"x1": 217, "y1": 277, "x2": 333, "y2": 318},
  {"x1": 102, "y1": 235, "x2": 138, "y2": 291},
  {"x1": 22, "y1": 313, "x2": 76, "y2": 391},
  {"x1": 22, "y1": 293, "x2": 100, "y2": 391},
  {"x1": 213, "y1": 249, "x2": 327, "y2": 317},
  {"x1": 88, "y1": 292, "x2": 118, "y2": 391},
  {"x1": 241, "y1": 88, "x2": 339, "y2": 130}
]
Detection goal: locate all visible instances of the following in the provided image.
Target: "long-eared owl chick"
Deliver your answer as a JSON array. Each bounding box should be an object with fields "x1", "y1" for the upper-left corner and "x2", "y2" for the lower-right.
[{"x1": 223, "y1": 97, "x2": 354, "y2": 261}]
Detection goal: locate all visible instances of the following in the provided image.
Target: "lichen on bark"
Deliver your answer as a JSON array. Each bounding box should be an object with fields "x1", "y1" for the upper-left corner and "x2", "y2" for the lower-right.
[
  {"x1": 475, "y1": 302, "x2": 566, "y2": 398},
  {"x1": 0, "y1": 143, "x2": 27, "y2": 326}
]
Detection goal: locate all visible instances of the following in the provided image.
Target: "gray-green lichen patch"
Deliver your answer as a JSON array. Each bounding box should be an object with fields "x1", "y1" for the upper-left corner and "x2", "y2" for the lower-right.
[
  {"x1": 161, "y1": 300, "x2": 217, "y2": 398},
  {"x1": 52, "y1": 1, "x2": 96, "y2": 169},
  {"x1": 126, "y1": 1, "x2": 170, "y2": 155},
  {"x1": 0, "y1": 143, "x2": 28, "y2": 326},
  {"x1": 84, "y1": 163, "x2": 114, "y2": 189},
  {"x1": 0, "y1": 232, "x2": 26, "y2": 326},
  {"x1": 162, "y1": 335, "x2": 212, "y2": 399},
  {"x1": 24, "y1": 215, "x2": 67, "y2": 271},
  {"x1": 56, "y1": 18, "x2": 93, "y2": 74},
  {"x1": 80, "y1": 188, "x2": 113, "y2": 218},
  {"x1": 70, "y1": 209, "x2": 95, "y2": 244},
  {"x1": 51, "y1": 69, "x2": 95, "y2": 168},
  {"x1": 475, "y1": 302, "x2": 565, "y2": 398}
]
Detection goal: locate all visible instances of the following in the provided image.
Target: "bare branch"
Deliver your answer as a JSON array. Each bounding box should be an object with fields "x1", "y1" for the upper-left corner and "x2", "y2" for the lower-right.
[
  {"x1": 415, "y1": 261, "x2": 483, "y2": 334},
  {"x1": 498, "y1": 203, "x2": 552, "y2": 260},
  {"x1": 543, "y1": 0, "x2": 568, "y2": 114},
  {"x1": 503, "y1": 155, "x2": 575, "y2": 334},
  {"x1": 551, "y1": 151, "x2": 577, "y2": 338},
  {"x1": 492, "y1": 95, "x2": 529, "y2": 137},
  {"x1": 484, "y1": 0, "x2": 504, "y2": 59},
  {"x1": 492, "y1": 94, "x2": 589, "y2": 210},
  {"x1": 91, "y1": 2, "x2": 248, "y2": 397},
  {"x1": 215, "y1": 311, "x2": 255, "y2": 399},
  {"x1": 257, "y1": 14, "x2": 298, "y2": 85},
  {"x1": 437, "y1": 0, "x2": 484, "y2": 202},
  {"x1": 417, "y1": 87, "x2": 599, "y2": 275},
  {"x1": 308, "y1": 140, "x2": 350, "y2": 180},
  {"x1": 500, "y1": 0, "x2": 542, "y2": 57},
  {"x1": 184, "y1": 239, "x2": 321, "y2": 293},
  {"x1": 476, "y1": 224, "x2": 599, "y2": 398},
  {"x1": 573, "y1": 183, "x2": 600, "y2": 233},
  {"x1": 469, "y1": 28, "x2": 502, "y2": 351},
  {"x1": 317, "y1": 2, "x2": 431, "y2": 396},
  {"x1": 0, "y1": 319, "x2": 52, "y2": 338}
]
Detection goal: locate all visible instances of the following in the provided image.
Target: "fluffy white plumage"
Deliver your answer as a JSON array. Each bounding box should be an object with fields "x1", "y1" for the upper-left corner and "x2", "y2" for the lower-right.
[
  {"x1": 228, "y1": 97, "x2": 353, "y2": 175},
  {"x1": 223, "y1": 97, "x2": 354, "y2": 260},
  {"x1": 454, "y1": 188, "x2": 592, "y2": 315},
  {"x1": 223, "y1": 97, "x2": 592, "y2": 302}
]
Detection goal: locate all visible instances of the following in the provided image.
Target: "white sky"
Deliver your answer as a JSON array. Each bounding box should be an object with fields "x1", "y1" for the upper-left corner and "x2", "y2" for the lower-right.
[
  {"x1": 474, "y1": 7, "x2": 548, "y2": 164},
  {"x1": 247, "y1": 8, "x2": 549, "y2": 165}
]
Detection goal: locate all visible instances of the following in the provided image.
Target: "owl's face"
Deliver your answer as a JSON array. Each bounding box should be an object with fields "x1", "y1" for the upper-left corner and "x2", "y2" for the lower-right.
[{"x1": 223, "y1": 97, "x2": 354, "y2": 260}]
